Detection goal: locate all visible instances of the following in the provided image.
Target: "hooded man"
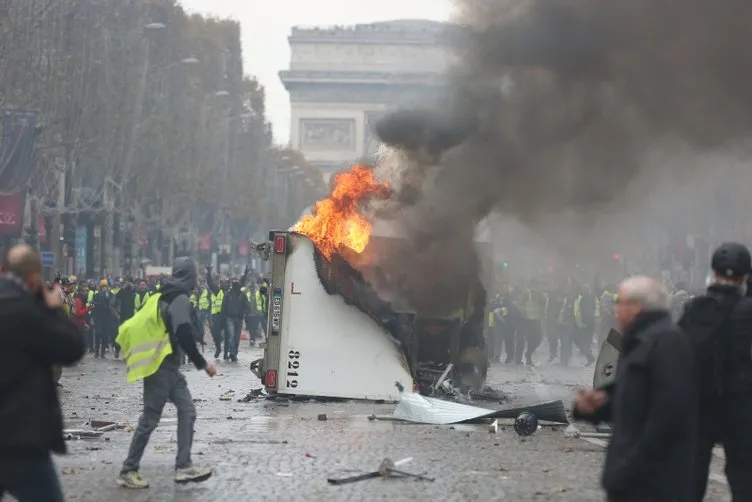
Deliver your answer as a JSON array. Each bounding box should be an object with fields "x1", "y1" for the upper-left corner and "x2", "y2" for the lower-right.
[
  {"x1": 92, "y1": 279, "x2": 119, "y2": 358},
  {"x1": 116, "y1": 257, "x2": 215, "y2": 489},
  {"x1": 222, "y1": 278, "x2": 250, "y2": 362}
]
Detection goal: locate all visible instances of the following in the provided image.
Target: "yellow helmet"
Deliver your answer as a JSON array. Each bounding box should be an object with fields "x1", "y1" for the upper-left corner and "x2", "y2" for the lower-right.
[{"x1": 69, "y1": 275, "x2": 78, "y2": 284}]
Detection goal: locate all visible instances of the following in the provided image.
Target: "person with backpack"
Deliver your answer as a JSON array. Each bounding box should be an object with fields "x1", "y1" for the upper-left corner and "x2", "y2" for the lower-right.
[
  {"x1": 678, "y1": 242, "x2": 751, "y2": 502},
  {"x1": 115, "y1": 257, "x2": 215, "y2": 489}
]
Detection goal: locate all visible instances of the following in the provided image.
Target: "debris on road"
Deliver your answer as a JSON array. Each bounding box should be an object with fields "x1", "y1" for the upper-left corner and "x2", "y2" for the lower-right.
[
  {"x1": 392, "y1": 392, "x2": 568, "y2": 425},
  {"x1": 513, "y1": 412, "x2": 539, "y2": 436},
  {"x1": 488, "y1": 419, "x2": 498, "y2": 433},
  {"x1": 317, "y1": 414, "x2": 327, "y2": 421},
  {"x1": 328, "y1": 457, "x2": 433, "y2": 485},
  {"x1": 238, "y1": 388, "x2": 265, "y2": 402}
]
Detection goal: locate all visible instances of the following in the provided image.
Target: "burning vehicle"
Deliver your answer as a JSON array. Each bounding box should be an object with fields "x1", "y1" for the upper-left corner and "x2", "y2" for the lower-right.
[{"x1": 250, "y1": 162, "x2": 491, "y2": 401}]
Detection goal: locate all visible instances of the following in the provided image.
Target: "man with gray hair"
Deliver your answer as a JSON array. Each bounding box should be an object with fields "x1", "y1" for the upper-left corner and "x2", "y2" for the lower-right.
[{"x1": 574, "y1": 275, "x2": 697, "y2": 502}]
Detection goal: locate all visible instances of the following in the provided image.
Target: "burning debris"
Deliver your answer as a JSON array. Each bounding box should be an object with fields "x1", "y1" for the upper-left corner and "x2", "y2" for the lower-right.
[{"x1": 294, "y1": 164, "x2": 391, "y2": 260}]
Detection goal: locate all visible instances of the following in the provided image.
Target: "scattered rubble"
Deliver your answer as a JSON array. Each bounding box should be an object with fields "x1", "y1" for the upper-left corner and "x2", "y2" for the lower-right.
[{"x1": 327, "y1": 457, "x2": 433, "y2": 485}]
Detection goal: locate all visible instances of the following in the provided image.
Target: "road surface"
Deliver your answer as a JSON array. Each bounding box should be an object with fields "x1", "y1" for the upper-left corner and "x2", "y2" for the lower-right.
[{"x1": 52, "y1": 346, "x2": 730, "y2": 502}]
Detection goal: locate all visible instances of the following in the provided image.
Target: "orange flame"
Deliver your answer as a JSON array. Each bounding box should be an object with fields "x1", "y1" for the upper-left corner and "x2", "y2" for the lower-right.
[{"x1": 294, "y1": 164, "x2": 391, "y2": 259}]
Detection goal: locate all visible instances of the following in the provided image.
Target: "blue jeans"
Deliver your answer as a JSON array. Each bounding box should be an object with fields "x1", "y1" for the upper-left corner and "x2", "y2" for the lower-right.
[
  {"x1": 225, "y1": 317, "x2": 242, "y2": 357},
  {"x1": 0, "y1": 455, "x2": 64, "y2": 502}
]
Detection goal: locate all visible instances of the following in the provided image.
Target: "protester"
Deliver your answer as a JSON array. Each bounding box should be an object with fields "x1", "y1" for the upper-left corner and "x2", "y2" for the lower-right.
[
  {"x1": 573, "y1": 275, "x2": 696, "y2": 502},
  {"x1": 116, "y1": 257, "x2": 215, "y2": 489},
  {"x1": 0, "y1": 244, "x2": 86, "y2": 501},
  {"x1": 680, "y1": 242, "x2": 752, "y2": 501}
]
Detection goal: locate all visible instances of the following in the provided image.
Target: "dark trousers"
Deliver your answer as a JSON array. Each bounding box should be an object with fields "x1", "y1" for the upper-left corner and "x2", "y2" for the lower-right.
[
  {"x1": 545, "y1": 321, "x2": 559, "y2": 358},
  {"x1": 94, "y1": 325, "x2": 114, "y2": 357},
  {"x1": 502, "y1": 321, "x2": 518, "y2": 362},
  {"x1": 226, "y1": 317, "x2": 243, "y2": 357},
  {"x1": 722, "y1": 396, "x2": 752, "y2": 501},
  {"x1": 515, "y1": 318, "x2": 543, "y2": 363},
  {"x1": 690, "y1": 405, "x2": 718, "y2": 502},
  {"x1": 0, "y1": 455, "x2": 65, "y2": 502},
  {"x1": 210, "y1": 314, "x2": 225, "y2": 352},
  {"x1": 86, "y1": 326, "x2": 95, "y2": 351},
  {"x1": 561, "y1": 324, "x2": 594, "y2": 365}
]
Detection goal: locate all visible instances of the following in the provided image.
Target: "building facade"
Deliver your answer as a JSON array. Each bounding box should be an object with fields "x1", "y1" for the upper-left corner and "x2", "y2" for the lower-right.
[{"x1": 279, "y1": 20, "x2": 454, "y2": 181}]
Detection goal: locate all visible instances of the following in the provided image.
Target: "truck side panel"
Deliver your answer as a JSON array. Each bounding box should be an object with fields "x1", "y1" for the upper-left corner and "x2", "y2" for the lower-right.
[{"x1": 276, "y1": 234, "x2": 412, "y2": 402}]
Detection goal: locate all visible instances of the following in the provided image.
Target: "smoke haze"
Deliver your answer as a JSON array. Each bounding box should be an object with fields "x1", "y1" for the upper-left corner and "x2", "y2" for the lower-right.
[{"x1": 362, "y1": 0, "x2": 752, "y2": 310}]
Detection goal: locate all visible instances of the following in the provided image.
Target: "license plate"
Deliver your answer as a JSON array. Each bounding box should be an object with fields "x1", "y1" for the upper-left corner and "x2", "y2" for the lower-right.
[{"x1": 271, "y1": 289, "x2": 282, "y2": 333}]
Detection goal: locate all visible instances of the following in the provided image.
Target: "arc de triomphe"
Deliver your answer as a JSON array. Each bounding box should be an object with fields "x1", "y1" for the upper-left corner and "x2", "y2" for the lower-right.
[{"x1": 279, "y1": 20, "x2": 453, "y2": 182}]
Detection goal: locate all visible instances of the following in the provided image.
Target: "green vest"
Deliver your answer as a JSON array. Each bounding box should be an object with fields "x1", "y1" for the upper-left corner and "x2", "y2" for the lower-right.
[
  {"x1": 255, "y1": 290, "x2": 268, "y2": 313},
  {"x1": 115, "y1": 294, "x2": 173, "y2": 383},
  {"x1": 87, "y1": 290, "x2": 95, "y2": 307},
  {"x1": 198, "y1": 290, "x2": 210, "y2": 311},
  {"x1": 212, "y1": 290, "x2": 224, "y2": 315},
  {"x1": 524, "y1": 290, "x2": 542, "y2": 320},
  {"x1": 134, "y1": 292, "x2": 150, "y2": 312}
]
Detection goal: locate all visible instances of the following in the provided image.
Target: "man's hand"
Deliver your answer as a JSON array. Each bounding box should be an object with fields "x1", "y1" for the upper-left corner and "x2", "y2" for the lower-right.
[
  {"x1": 44, "y1": 283, "x2": 64, "y2": 309},
  {"x1": 575, "y1": 388, "x2": 608, "y2": 416},
  {"x1": 204, "y1": 362, "x2": 216, "y2": 377}
]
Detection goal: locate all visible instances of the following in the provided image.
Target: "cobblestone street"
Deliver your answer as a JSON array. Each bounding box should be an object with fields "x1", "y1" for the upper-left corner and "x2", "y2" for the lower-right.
[{"x1": 48, "y1": 346, "x2": 731, "y2": 502}]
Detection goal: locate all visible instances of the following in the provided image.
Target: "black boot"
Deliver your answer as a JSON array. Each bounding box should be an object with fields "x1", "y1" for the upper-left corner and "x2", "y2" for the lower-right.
[{"x1": 214, "y1": 347, "x2": 221, "y2": 359}]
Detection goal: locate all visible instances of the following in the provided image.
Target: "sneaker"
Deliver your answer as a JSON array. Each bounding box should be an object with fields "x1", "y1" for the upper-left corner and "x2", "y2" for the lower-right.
[
  {"x1": 117, "y1": 471, "x2": 149, "y2": 489},
  {"x1": 175, "y1": 465, "x2": 213, "y2": 484}
]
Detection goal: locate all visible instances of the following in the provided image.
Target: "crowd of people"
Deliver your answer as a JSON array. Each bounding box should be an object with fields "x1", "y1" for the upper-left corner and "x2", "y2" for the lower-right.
[
  {"x1": 52, "y1": 268, "x2": 271, "y2": 365},
  {"x1": 3, "y1": 238, "x2": 752, "y2": 501},
  {"x1": 485, "y1": 279, "x2": 692, "y2": 368},
  {"x1": 574, "y1": 242, "x2": 752, "y2": 502}
]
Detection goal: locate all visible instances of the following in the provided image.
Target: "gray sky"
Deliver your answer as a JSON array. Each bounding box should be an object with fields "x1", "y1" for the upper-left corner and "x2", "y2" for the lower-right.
[{"x1": 179, "y1": 0, "x2": 453, "y2": 145}]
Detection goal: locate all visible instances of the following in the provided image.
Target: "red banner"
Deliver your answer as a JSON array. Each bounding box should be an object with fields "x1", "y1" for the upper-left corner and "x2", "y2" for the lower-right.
[
  {"x1": 198, "y1": 233, "x2": 212, "y2": 252},
  {"x1": 0, "y1": 190, "x2": 26, "y2": 237},
  {"x1": 38, "y1": 214, "x2": 46, "y2": 243}
]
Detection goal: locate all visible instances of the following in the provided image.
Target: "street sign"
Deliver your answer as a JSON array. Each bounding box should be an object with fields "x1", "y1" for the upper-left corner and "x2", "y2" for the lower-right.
[{"x1": 41, "y1": 251, "x2": 55, "y2": 268}]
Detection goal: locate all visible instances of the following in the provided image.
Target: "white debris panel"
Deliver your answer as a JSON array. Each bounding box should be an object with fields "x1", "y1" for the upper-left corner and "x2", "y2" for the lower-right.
[{"x1": 393, "y1": 393, "x2": 569, "y2": 425}]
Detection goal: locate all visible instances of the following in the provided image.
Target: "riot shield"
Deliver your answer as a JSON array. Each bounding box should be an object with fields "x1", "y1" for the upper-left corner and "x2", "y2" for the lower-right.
[{"x1": 593, "y1": 329, "x2": 622, "y2": 388}]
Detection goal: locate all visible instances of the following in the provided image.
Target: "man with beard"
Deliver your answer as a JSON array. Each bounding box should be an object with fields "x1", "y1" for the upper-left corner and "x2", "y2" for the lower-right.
[
  {"x1": 574, "y1": 276, "x2": 696, "y2": 502},
  {"x1": 116, "y1": 257, "x2": 215, "y2": 489}
]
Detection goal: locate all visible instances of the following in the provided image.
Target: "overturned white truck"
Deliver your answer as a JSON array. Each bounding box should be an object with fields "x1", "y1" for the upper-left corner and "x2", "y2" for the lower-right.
[{"x1": 250, "y1": 229, "x2": 491, "y2": 402}]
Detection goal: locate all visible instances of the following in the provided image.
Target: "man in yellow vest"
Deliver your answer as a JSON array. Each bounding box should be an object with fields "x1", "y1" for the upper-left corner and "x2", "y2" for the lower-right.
[
  {"x1": 134, "y1": 279, "x2": 150, "y2": 313},
  {"x1": 520, "y1": 282, "x2": 545, "y2": 366},
  {"x1": 116, "y1": 257, "x2": 215, "y2": 489}
]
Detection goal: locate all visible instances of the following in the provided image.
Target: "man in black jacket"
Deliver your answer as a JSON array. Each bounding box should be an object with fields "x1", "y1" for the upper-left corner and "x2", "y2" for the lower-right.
[
  {"x1": 574, "y1": 275, "x2": 697, "y2": 502},
  {"x1": 680, "y1": 242, "x2": 752, "y2": 501},
  {"x1": 222, "y1": 278, "x2": 250, "y2": 362},
  {"x1": 0, "y1": 244, "x2": 86, "y2": 501}
]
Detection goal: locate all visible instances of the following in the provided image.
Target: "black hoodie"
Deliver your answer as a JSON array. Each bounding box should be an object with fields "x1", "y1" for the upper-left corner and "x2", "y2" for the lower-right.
[{"x1": 158, "y1": 257, "x2": 206, "y2": 370}]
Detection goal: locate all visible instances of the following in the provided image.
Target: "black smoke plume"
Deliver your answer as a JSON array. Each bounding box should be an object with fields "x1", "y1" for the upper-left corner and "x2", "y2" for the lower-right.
[{"x1": 362, "y1": 0, "x2": 752, "y2": 312}]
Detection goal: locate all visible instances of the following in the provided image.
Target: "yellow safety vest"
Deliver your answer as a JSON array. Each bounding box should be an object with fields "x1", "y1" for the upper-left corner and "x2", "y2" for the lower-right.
[
  {"x1": 134, "y1": 292, "x2": 150, "y2": 312},
  {"x1": 197, "y1": 290, "x2": 210, "y2": 311},
  {"x1": 116, "y1": 293, "x2": 173, "y2": 383},
  {"x1": 524, "y1": 290, "x2": 542, "y2": 320},
  {"x1": 190, "y1": 293, "x2": 197, "y2": 307},
  {"x1": 212, "y1": 290, "x2": 224, "y2": 315},
  {"x1": 487, "y1": 310, "x2": 494, "y2": 327},
  {"x1": 87, "y1": 290, "x2": 95, "y2": 307},
  {"x1": 573, "y1": 294, "x2": 585, "y2": 329},
  {"x1": 255, "y1": 290, "x2": 268, "y2": 313},
  {"x1": 112, "y1": 287, "x2": 121, "y2": 295}
]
